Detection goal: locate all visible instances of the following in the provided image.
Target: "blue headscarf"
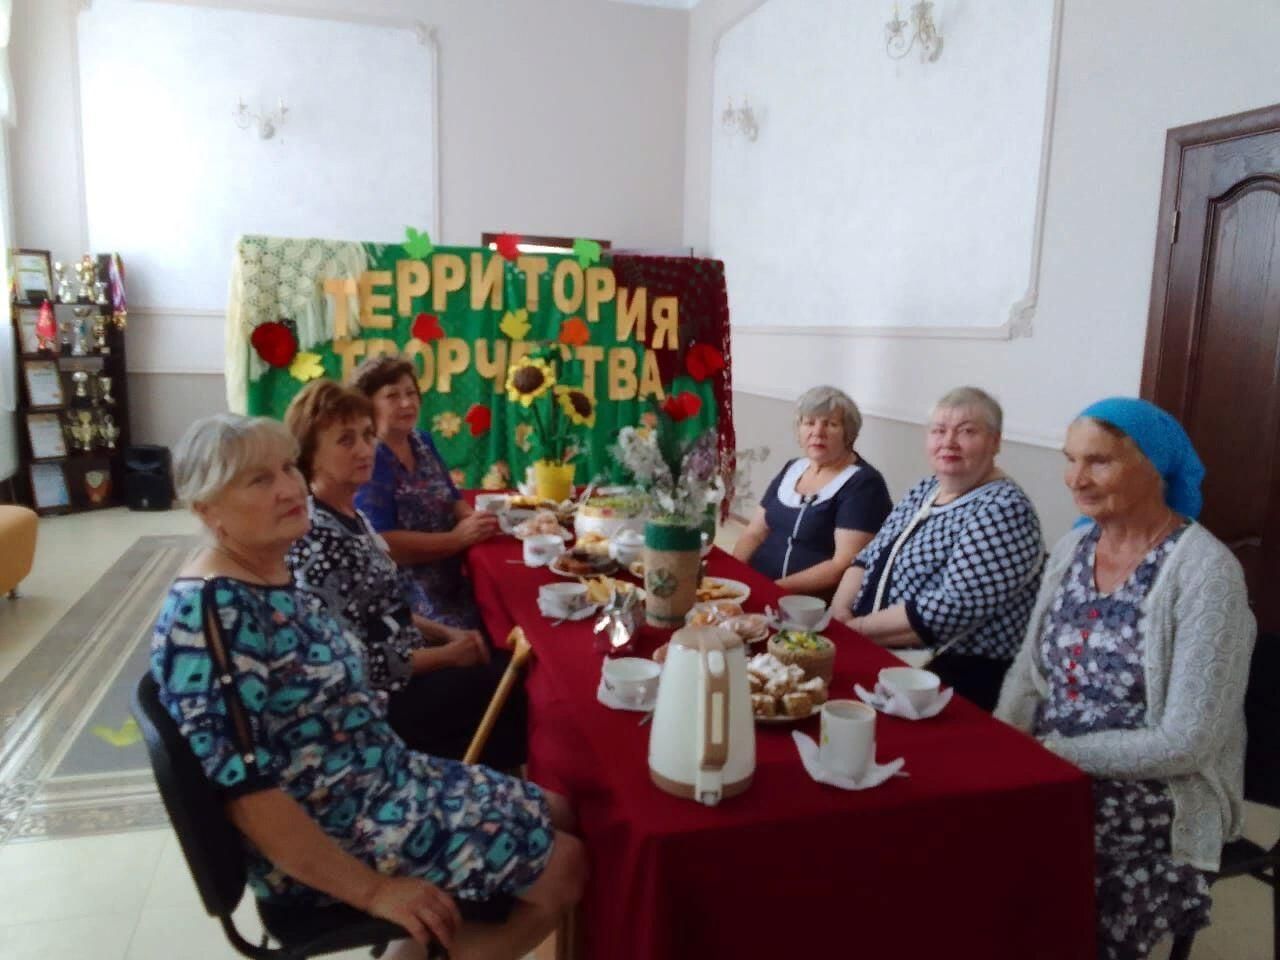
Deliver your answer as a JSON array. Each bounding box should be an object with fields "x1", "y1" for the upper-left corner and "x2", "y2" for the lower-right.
[{"x1": 1076, "y1": 397, "x2": 1204, "y2": 520}]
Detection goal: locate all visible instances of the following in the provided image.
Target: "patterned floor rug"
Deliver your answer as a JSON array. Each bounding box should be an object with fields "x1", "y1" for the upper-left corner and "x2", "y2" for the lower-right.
[{"x1": 0, "y1": 535, "x2": 201, "y2": 843}]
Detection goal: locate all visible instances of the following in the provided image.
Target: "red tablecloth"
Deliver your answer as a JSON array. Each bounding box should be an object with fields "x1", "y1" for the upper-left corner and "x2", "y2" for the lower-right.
[{"x1": 466, "y1": 532, "x2": 1096, "y2": 960}]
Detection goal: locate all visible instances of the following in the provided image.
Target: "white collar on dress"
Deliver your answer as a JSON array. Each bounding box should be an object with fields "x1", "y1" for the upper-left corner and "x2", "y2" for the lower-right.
[{"x1": 775, "y1": 457, "x2": 861, "y2": 509}]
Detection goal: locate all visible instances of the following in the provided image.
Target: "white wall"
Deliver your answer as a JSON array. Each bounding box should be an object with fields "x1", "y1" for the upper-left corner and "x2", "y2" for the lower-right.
[
  {"x1": 711, "y1": 0, "x2": 1054, "y2": 333},
  {"x1": 10, "y1": 0, "x2": 690, "y2": 445},
  {"x1": 689, "y1": 0, "x2": 1280, "y2": 446}
]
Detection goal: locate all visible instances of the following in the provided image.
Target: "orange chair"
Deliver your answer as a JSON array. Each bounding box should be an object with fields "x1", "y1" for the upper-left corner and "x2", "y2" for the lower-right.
[{"x1": 0, "y1": 505, "x2": 37, "y2": 597}]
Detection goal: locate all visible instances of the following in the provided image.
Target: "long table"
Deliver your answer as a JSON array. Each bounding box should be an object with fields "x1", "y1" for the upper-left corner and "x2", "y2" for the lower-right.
[{"x1": 467, "y1": 534, "x2": 1096, "y2": 960}]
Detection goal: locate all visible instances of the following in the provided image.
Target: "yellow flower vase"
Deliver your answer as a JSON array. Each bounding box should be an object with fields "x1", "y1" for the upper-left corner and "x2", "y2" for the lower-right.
[{"x1": 533, "y1": 460, "x2": 575, "y2": 503}]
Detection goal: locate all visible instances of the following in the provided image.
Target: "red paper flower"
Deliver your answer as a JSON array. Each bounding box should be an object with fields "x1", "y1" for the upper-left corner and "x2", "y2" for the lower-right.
[
  {"x1": 558, "y1": 317, "x2": 590, "y2": 346},
  {"x1": 685, "y1": 343, "x2": 725, "y2": 382},
  {"x1": 412, "y1": 313, "x2": 444, "y2": 342},
  {"x1": 464, "y1": 403, "x2": 492, "y2": 437},
  {"x1": 661, "y1": 392, "x2": 702, "y2": 423},
  {"x1": 250, "y1": 321, "x2": 298, "y2": 368},
  {"x1": 495, "y1": 233, "x2": 521, "y2": 261}
]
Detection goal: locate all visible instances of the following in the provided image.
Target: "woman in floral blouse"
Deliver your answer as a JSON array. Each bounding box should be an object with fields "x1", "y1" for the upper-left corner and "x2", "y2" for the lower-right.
[
  {"x1": 997, "y1": 398, "x2": 1255, "y2": 960},
  {"x1": 350, "y1": 356, "x2": 499, "y2": 629},
  {"x1": 284, "y1": 380, "x2": 527, "y2": 769},
  {"x1": 152, "y1": 413, "x2": 584, "y2": 958}
]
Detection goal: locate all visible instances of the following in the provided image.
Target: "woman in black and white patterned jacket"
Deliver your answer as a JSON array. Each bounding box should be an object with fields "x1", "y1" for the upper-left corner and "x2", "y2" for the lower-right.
[
  {"x1": 832, "y1": 387, "x2": 1045, "y2": 710},
  {"x1": 283, "y1": 379, "x2": 528, "y2": 770}
]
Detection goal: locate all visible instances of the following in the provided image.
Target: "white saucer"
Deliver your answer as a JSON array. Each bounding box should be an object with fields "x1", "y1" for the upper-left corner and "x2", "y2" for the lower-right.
[
  {"x1": 853, "y1": 682, "x2": 952, "y2": 720},
  {"x1": 537, "y1": 601, "x2": 599, "y2": 622},
  {"x1": 596, "y1": 678, "x2": 656, "y2": 713},
  {"x1": 766, "y1": 607, "x2": 834, "y2": 633}
]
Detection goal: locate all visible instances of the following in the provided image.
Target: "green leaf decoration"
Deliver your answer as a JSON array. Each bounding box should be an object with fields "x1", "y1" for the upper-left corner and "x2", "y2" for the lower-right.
[
  {"x1": 572, "y1": 237, "x2": 602, "y2": 268},
  {"x1": 403, "y1": 226, "x2": 434, "y2": 259}
]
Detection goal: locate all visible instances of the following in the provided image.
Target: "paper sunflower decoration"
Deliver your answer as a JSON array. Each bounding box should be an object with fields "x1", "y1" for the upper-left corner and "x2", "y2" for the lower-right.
[
  {"x1": 505, "y1": 356, "x2": 557, "y2": 407},
  {"x1": 555, "y1": 385, "x2": 596, "y2": 428}
]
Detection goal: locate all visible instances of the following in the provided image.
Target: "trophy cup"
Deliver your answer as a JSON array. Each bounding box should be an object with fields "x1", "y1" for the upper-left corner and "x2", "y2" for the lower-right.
[
  {"x1": 96, "y1": 374, "x2": 116, "y2": 406},
  {"x1": 70, "y1": 309, "x2": 91, "y2": 357},
  {"x1": 75, "y1": 255, "x2": 97, "y2": 302},
  {"x1": 92, "y1": 315, "x2": 110, "y2": 354},
  {"x1": 94, "y1": 280, "x2": 109, "y2": 306},
  {"x1": 53, "y1": 262, "x2": 75, "y2": 304},
  {"x1": 98, "y1": 414, "x2": 120, "y2": 450},
  {"x1": 71, "y1": 370, "x2": 91, "y2": 401},
  {"x1": 68, "y1": 411, "x2": 96, "y2": 452}
]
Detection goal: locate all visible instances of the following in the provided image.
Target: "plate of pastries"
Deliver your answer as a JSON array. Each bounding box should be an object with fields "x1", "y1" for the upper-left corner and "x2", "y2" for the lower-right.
[
  {"x1": 748, "y1": 652, "x2": 829, "y2": 723},
  {"x1": 549, "y1": 548, "x2": 620, "y2": 578}
]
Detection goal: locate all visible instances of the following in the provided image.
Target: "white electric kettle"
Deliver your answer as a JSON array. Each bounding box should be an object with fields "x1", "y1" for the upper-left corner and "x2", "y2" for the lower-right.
[{"x1": 648, "y1": 625, "x2": 755, "y2": 805}]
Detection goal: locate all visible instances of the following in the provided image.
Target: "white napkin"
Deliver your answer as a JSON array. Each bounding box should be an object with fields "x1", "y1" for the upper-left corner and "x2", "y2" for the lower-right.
[
  {"x1": 853, "y1": 683, "x2": 953, "y2": 720},
  {"x1": 791, "y1": 732, "x2": 904, "y2": 790}
]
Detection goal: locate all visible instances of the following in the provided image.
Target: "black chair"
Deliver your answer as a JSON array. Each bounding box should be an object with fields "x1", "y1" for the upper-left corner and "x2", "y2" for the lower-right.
[
  {"x1": 1170, "y1": 634, "x2": 1280, "y2": 960},
  {"x1": 132, "y1": 673, "x2": 423, "y2": 959}
]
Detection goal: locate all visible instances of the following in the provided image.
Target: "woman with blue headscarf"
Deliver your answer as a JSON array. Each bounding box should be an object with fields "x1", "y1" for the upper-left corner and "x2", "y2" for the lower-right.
[{"x1": 997, "y1": 398, "x2": 1255, "y2": 960}]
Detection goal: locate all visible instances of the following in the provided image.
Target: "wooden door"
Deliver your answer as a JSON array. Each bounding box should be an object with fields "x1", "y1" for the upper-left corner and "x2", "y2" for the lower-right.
[{"x1": 1144, "y1": 103, "x2": 1280, "y2": 637}]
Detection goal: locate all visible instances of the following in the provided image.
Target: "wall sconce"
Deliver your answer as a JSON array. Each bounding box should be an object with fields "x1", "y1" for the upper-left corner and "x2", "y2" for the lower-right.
[
  {"x1": 721, "y1": 97, "x2": 759, "y2": 142},
  {"x1": 886, "y1": 2, "x2": 943, "y2": 62},
  {"x1": 234, "y1": 98, "x2": 289, "y2": 140}
]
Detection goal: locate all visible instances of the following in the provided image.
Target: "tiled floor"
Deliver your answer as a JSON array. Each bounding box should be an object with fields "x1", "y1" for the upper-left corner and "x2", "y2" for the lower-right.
[{"x1": 0, "y1": 507, "x2": 1274, "y2": 958}]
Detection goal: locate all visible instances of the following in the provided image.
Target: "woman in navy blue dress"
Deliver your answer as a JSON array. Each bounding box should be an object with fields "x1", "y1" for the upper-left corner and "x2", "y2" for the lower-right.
[
  {"x1": 350, "y1": 357, "x2": 499, "y2": 630},
  {"x1": 733, "y1": 386, "x2": 892, "y2": 597}
]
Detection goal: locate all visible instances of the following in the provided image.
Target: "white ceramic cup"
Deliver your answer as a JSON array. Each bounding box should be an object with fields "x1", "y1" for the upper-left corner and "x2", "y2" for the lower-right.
[
  {"x1": 539, "y1": 582, "x2": 589, "y2": 617},
  {"x1": 602, "y1": 657, "x2": 662, "y2": 707},
  {"x1": 500, "y1": 508, "x2": 536, "y2": 535},
  {"x1": 523, "y1": 533, "x2": 566, "y2": 567},
  {"x1": 779, "y1": 594, "x2": 827, "y2": 629},
  {"x1": 878, "y1": 667, "x2": 941, "y2": 712},
  {"x1": 819, "y1": 699, "x2": 876, "y2": 781},
  {"x1": 474, "y1": 493, "x2": 509, "y2": 514},
  {"x1": 608, "y1": 529, "x2": 645, "y2": 566}
]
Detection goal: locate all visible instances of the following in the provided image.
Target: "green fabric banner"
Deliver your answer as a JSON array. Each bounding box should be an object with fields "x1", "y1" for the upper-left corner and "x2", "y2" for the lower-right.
[{"x1": 231, "y1": 236, "x2": 732, "y2": 490}]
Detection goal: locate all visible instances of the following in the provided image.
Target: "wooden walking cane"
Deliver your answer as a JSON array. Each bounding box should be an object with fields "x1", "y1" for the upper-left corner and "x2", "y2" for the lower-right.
[{"x1": 463, "y1": 627, "x2": 533, "y2": 765}]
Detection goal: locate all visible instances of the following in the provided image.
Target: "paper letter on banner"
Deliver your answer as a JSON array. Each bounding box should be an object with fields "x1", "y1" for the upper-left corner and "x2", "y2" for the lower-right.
[
  {"x1": 608, "y1": 348, "x2": 638, "y2": 401},
  {"x1": 616, "y1": 287, "x2": 647, "y2": 343},
  {"x1": 333, "y1": 337, "x2": 368, "y2": 382},
  {"x1": 402, "y1": 339, "x2": 435, "y2": 392},
  {"x1": 651, "y1": 296, "x2": 678, "y2": 350},
  {"x1": 431, "y1": 254, "x2": 466, "y2": 312},
  {"x1": 325, "y1": 277, "x2": 359, "y2": 339},
  {"x1": 552, "y1": 260, "x2": 584, "y2": 315},
  {"x1": 575, "y1": 345, "x2": 604, "y2": 397},
  {"x1": 359, "y1": 272, "x2": 394, "y2": 329},
  {"x1": 474, "y1": 339, "x2": 509, "y2": 393},
  {"x1": 517, "y1": 256, "x2": 548, "y2": 311},
  {"x1": 585, "y1": 267, "x2": 616, "y2": 323},
  {"x1": 435, "y1": 338, "x2": 471, "y2": 393},
  {"x1": 638, "y1": 349, "x2": 665, "y2": 401},
  {"x1": 470, "y1": 252, "x2": 504, "y2": 311},
  {"x1": 396, "y1": 260, "x2": 431, "y2": 317}
]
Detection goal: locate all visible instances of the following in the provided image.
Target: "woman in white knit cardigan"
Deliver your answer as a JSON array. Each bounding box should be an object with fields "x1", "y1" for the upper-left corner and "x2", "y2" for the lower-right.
[{"x1": 996, "y1": 398, "x2": 1255, "y2": 960}]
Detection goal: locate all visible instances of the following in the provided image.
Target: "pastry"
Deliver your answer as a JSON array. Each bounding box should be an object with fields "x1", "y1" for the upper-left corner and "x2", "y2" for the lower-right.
[
  {"x1": 576, "y1": 531, "x2": 611, "y2": 556},
  {"x1": 781, "y1": 691, "x2": 814, "y2": 718},
  {"x1": 751, "y1": 694, "x2": 777, "y2": 718}
]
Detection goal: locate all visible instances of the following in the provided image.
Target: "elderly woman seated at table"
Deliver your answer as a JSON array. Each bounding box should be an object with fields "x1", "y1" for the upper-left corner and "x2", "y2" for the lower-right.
[
  {"x1": 733, "y1": 386, "x2": 892, "y2": 596},
  {"x1": 996, "y1": 398, "x2": 1255, "y2": 960},
  {"x1": 831, "y1": 386, "x2": 1045, "y2": 711},
  {"x1": 151, "y1": 413, "x2": 585, "y2": 959},
  {"x1": 283, "y1": 380, "x2": 527, "y2": 770},
  {"x1": 350, "y1": 355, "x2": 499, "y2": 629}
]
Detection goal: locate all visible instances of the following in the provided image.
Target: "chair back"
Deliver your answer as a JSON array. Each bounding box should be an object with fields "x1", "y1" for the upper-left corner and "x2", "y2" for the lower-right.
[
  {"x1": 133, "y1": 673, "x2": 250, "y2": 919},
  {"x1": 1243, "y1": 633, "x2": 1280, "y2": 809}
]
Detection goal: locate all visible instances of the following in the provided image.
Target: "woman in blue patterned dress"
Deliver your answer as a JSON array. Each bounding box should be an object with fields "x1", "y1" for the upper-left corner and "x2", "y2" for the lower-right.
[
  {"x1": 832, "y1": 387, "x2": 1045, "y2": 710},
  {"x1": 151, "y1": 413, "x2": 585, "y2": 959},
  {"x1": 998, "y1": 399, "x2": 1255, "y2": 960},
  {"x1": 350, "y1": 356, "x2": 499, "y2": 629}
]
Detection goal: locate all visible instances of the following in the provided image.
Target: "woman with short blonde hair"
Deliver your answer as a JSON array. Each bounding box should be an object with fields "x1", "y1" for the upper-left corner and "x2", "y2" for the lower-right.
[{"x1": 733, "y1": 385, "x2": 892, "y2": 596}]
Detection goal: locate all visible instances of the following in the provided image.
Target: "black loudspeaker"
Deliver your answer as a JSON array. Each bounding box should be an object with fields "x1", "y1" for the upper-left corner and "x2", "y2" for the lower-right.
[{"x1": 124, "y1": 445, "x2": 174, "y2": 511}]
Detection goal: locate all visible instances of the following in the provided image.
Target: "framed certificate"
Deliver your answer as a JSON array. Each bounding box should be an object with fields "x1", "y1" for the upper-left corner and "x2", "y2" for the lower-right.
[
  {"x1": 23, "y1": 360, "x2": 65, "y2": 408},
  {"x1": 26, "y1": 412, "x2": 68, "y2": 460},
  {"x1": 16, "y1": 306, "x2": 43, "y2": 354},
  {"x1": 11, "y1": 249, "x2": 53, "y2": 304},
  {"x1": 30, "y1": 462, "x2": 71, "y2": 512}
]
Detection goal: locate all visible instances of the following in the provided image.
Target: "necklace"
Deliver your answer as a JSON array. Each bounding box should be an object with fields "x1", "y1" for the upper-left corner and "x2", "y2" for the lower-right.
[
  {"x1": 213, "y1": 543, "x2": 286, "y2": 585},
  {"x1": 1095, "y1": 509, "x2": 1178, "y2": 593}
]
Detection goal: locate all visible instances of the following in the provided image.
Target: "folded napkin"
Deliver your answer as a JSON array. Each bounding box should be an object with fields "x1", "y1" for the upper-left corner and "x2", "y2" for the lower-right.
[
  {"x1": 854, "y1": 683, "x2": 953, "y2": 720},
  {"x1": 791, "y1": 732, "x2": 904, "y2": 790}
]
